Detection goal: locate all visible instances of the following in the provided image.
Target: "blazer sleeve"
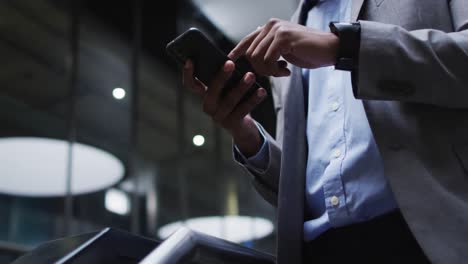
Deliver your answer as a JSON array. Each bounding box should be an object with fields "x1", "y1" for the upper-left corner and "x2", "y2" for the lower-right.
[
  {"x1": 243, "y1": 127, "x2": 282, "y2": 206},
  {"x1": 353, "y1": 0, "x2": 468, "y2": 108}
]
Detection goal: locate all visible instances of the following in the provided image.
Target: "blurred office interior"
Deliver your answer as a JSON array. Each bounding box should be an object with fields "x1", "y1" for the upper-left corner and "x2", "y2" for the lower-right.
[{"x1": 0, "y1": 0, "x2": 298, "y2": 262}]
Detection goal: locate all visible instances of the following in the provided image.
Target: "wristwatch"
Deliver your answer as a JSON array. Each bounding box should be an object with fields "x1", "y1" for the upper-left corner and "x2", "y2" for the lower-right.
[{"x1": 329, "y1": 21, "x2": 361, "y2": 71}]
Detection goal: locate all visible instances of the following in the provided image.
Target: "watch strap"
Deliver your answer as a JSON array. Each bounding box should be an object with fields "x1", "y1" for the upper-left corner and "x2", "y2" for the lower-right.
[{"x1": 329, "y1": 21, "x2": 361, "y2": 71}]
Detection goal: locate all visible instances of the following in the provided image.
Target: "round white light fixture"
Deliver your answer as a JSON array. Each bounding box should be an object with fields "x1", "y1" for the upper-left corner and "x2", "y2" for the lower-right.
[
  {"x1": 192, "y1": 135, "x2": 205, "y2": 147},
  {"x1": 105, "y1": 188, "x2": 131, "y2": 215},
  {"x1": 157, "y1": 216, "x2": 274, "y2": 243},
  {"x1": 0, "y1": 137, "x2": 125, "y2": 197},
  {"x1": 112, "y1": 87, "x2": 126, "y2": 100}
]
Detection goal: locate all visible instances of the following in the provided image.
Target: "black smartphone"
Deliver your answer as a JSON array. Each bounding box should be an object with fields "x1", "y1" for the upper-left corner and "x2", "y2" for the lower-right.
[{"x1": 166, "y1": 27, "x2": 261, "y2": 100}]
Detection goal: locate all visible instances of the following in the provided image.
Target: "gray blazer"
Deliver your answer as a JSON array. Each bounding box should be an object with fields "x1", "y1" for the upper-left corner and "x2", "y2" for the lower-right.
[{"x1": 238, "y1": 0, "x2": 468, "y2": 263}]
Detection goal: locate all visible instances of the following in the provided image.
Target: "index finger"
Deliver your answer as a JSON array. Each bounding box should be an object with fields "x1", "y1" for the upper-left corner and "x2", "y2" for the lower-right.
[
  {"x1": 182, "y1": 60, "x2": 195, "y2": 89},
  {"x1": 228, "y1": 27, "x2": 263, "y2": 60},
  {"x1": 183, "y1": 60, "x2": 206, "y2": 95}
]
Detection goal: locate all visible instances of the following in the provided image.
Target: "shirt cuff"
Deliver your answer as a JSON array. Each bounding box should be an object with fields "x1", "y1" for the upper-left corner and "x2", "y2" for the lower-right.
[{"x1": 233, "y1": 123, "x2": 270, "y2": 173}]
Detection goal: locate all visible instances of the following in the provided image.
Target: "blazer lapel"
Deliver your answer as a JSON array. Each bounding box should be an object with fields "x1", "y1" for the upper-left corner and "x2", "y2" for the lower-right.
[
  {"x1": 352, "y1": 0, "x2": 365, "y2": 21},
  {"x1": 275, "y1": 5, "x2": 308, "y2": 262},
  {"x1": 294, "y1": 0, "x2": 365, "y2": 22},
  {"x1": 291, "y1": 0, "x2": 304, "y2": 24},
  {"x1": 276, "y1": 65, "x2": 308, "y2": 264}
]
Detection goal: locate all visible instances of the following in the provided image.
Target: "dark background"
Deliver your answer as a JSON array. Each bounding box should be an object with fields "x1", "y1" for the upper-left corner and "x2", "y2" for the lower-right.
[{"x1": 0, "y1": 0, "x2": 278, "y2": 262}]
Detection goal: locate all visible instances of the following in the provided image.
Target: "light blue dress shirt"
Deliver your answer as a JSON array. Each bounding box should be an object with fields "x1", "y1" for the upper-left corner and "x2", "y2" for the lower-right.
[{"x1": 236, "y1": 0, "x2": 397, "y2": 241}]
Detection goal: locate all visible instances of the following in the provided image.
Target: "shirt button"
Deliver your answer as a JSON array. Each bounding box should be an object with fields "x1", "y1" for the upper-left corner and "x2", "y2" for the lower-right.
[
  {"x1": 330, "y1": 101, "x2": 340, "y2": 111},
  {"x1": 330, "y1": 196, "x2": 340, "y2": 207},
  {"x1": 331, "y1": 148, "x2": 341, "y2": 159}
]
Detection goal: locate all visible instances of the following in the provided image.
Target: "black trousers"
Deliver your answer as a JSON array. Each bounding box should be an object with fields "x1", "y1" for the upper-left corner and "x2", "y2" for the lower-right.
[{"x1": 303, "y1": 210, "x2": 430, "y2": 263}]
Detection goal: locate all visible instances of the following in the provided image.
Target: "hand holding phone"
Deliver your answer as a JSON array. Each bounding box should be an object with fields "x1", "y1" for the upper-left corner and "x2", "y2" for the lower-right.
[
  {"x1": 166, "y1": 28, "x2": 267, "y2": 156},
  {"x1": 166, "y1": 27, "x2": 263, "y2": 101}
]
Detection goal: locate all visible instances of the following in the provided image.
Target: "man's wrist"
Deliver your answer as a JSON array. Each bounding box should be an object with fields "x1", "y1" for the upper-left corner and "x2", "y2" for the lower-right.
[
  {"x1": 230, "y1": 118, "x2": 263, "y2": 158},
  {"x1": 232, "y1": 130, "x2": 263, "y2": 158},
  {"x1": 327, "y1": 32, "x2": 340, "y2": 66}
]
